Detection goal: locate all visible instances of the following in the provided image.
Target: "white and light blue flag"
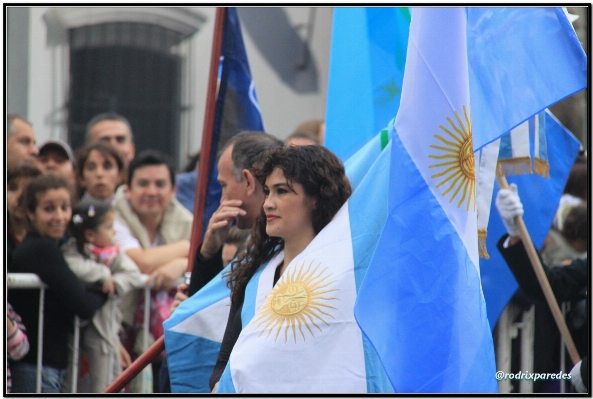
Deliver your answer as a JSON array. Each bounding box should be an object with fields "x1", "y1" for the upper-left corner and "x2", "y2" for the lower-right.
[
  {"x1": 163, "y1": 268, "x2": 231, "y2": 392},
  {"x1": 354, "y1": 6, "x2": 587, "y2": 392},
  {"x1": 354, "y1": 8, "x2": 497, "y2": 392}
]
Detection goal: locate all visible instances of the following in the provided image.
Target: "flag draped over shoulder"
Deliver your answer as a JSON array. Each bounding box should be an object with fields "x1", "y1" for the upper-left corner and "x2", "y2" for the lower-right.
[
  {"x1": 480, "y1": 113, "x2": 582, "y2": 327},
  {"x1": 201, "y1": 7, "x2": 265, "y2": 238},
  {"x1": 216, "y1": 125, "x2": 395, "y2": 393},
  {"x1": 163, "y1": 7, "x2": 263, "y2": 392},
  {"x1": 325, "y1": 7, "x2": 410, "y2": 161}
]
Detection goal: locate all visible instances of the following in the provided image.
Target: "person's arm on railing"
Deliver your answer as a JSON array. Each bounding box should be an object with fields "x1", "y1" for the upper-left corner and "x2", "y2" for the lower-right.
[{"x1": 26, "y1": 239, "x2": 107, "y2": 319}]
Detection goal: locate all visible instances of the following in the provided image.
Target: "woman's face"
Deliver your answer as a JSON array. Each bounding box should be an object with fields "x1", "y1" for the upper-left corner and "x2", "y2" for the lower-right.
[
  {"x1": 27, "y1": 188, "x2": 72, "y2": 241},
  {"x1": 82, "y1": 150, "x2": 122, "y2": 200},
  {"x1": 263, "y1": 168, "x2": 315, "y2": 241}
]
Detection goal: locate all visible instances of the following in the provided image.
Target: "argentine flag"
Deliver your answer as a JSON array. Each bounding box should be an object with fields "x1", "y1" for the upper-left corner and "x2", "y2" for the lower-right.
[
  {"x1": 163, "y1": 268, "x2": 231, "y2": 392},
  {"x1": 355, "y1": 6, "x2": 587, "y2": 392},
  {"x1": 217, "y1": 136, "x2": 394, "y2": 393},
  {"x1": 354, "y1": 8, "x2": 498, "y2": 392}
]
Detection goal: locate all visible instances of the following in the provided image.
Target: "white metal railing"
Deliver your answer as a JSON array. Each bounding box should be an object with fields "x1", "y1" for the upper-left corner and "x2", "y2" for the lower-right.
[
  {"x1": 7, "y1": 273, "x2": 46, "y2": 393},
  {"x1": 495, "y1": 300, "x2": 571, "y2": 394},
  {"x1": 7, "y1": 273, "x2": 183, "y2": 393}
]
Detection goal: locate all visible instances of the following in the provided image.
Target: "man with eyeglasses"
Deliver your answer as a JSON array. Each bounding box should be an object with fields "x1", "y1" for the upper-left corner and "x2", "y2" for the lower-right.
[{"x1": 86, "y1": 113, "x2": 136, "y2": 165}]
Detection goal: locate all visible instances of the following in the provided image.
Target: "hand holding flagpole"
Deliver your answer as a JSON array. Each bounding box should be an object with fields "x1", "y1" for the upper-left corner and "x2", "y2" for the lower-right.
[{"x1": 496, "y1": 165, "x2": 580, "y2": 366}]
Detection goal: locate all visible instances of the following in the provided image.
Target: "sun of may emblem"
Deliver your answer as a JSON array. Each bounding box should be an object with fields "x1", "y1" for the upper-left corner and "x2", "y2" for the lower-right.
[
  {"x1": 428, "y1": 105, "x2": 476, "y2": 211},
  {"x1": 252, "y1": 260, "x2": 338, "y2": 344}
]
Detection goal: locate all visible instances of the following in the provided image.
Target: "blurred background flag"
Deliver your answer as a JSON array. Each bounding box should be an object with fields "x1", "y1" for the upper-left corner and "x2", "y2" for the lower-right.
[
  {"x1": 200, "y1": 7, "x2": 265, "y2": 239},
  {"x1": 325, "y1": 7, "x2": 410, "y2": 161},
  {"x1": 497, "y1": 111, "x2": 550, "y2": 178},
  {"x1": 477, "y1": 109, "x2": 550, "y2": 260}
]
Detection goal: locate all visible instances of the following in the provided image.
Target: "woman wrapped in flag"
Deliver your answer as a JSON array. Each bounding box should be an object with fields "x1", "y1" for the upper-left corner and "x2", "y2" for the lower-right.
[{"x1": 210, "y1": 145, "x2": 352, "y2": 392}]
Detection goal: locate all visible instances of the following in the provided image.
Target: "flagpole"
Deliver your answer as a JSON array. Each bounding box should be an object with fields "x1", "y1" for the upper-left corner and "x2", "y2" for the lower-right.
[
  {"x1": 103, "y1": 7, "x2": 228, "y2": 393},
  {"x1": 189, "y1": 6, "x2": 228, "y2": 271},
  {"x1": 495, "y1": 166, "x2": 581, "y2": 366}
]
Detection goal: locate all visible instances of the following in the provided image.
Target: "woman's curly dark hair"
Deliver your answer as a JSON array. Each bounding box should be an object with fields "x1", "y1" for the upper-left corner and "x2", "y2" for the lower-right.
[{"x1": 226, "y1": 145, "x2": 352, "y2": 304}]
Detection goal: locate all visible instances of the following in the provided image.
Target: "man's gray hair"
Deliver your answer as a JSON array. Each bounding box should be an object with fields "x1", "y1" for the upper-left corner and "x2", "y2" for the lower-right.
[
  {"x1": 85, "y1": 112, "x2": 134, "y2": 143},
  {"x1": 219, "y1": 131, "x2": 283, "y2": 181},
  {"x1": 7, "y1": 114, "x2": 32, "y2": 143}
]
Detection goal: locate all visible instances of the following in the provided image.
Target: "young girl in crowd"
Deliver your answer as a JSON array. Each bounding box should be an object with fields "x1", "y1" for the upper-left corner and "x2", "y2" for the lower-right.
[
  {"x1": 7, "y1": 303, "x2": 29, "y2": 393},
  {"x1": 62, "y1": 199, "x2": 143, "y2": 392},
  {"x1": 8, "y1": 175, "x2": 107, "y2": 393}
]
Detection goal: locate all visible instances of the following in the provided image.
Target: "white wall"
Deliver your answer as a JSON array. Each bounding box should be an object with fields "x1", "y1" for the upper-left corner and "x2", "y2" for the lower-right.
[
  {"x1": 27, "y1": 7, "x2": 69, "y2": 144},
  {"x1": 13, "y1": 6, "x2": 334, "y2": 160}
]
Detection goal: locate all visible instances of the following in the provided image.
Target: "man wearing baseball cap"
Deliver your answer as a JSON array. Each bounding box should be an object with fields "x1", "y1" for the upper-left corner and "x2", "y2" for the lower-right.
[{"x1": 37, "y1": 139, "x2": 76, "y2": 186}]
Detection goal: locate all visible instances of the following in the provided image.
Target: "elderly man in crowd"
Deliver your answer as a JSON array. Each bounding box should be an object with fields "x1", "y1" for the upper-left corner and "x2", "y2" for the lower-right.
[
  {"x1": 86, "y1": 113, "x2": 136, "y2": 165},
  {"x1": 7, "y1": 114, "x2": 38, "y2": 172}
]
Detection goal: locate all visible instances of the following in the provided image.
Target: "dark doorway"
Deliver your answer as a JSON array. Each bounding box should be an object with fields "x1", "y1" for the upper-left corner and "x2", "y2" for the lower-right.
[{"x1": 67, "y1": 22, "x2": 182, "y2": 166}]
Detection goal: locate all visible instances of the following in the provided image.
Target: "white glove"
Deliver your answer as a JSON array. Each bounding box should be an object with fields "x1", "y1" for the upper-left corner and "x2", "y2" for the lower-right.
[
  {"x1": 495, "y1": 183, "x2": 523, "y2": 237},
  {"x1": 569, "y1": 359, "x2": 586, "y2": 393}
]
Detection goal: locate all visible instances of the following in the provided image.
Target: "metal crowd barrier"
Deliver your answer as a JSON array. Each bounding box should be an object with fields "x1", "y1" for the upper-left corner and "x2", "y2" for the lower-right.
[
  {"x1": 7, "y1": 273, "x2": 182, "y2": 393},
  {"x1": 495, "y1": 300, "x2": 570, "y2": 393}
]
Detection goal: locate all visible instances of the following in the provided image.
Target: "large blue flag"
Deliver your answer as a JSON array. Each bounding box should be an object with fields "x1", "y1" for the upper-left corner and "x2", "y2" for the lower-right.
[
  {"x1": 325, "y1": 7, "x2": 410, "y2": 161},
  {"x1": 355, "y1": 9, "x2": 497, "y2": 392},
  {"x1": 354, "y1": 7, "x2": 586, "y2": 392},
  {"x1": 467, "y1": 7, "x2": 587, "y2": 150},
  {"x1": 480, "y1": 112, "x2": 582, "y2": 327},
  {"x1": 201, "y1": 7, "x2": 265, "y2": 238}
]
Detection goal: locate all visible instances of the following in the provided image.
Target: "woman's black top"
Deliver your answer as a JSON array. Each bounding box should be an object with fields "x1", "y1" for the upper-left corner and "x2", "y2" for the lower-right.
[{"x1": 8, "y1": 232, "x2": 107, "y2": 369}]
